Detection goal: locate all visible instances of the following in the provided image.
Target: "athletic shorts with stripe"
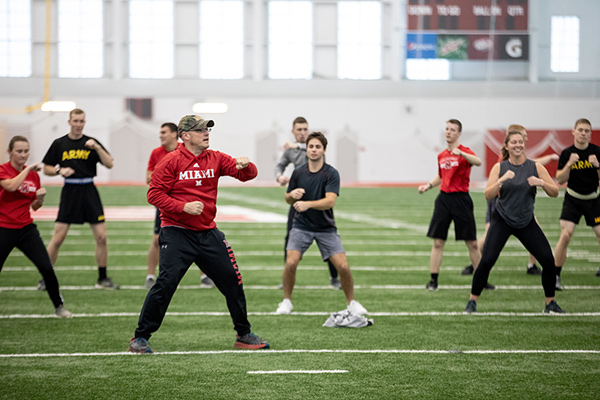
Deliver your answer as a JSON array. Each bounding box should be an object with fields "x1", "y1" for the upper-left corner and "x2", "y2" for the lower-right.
[
  {"x1": 560, "y1": 192, "x2": 600, "y2": 227},
  {"x1": 57, "y1": 184, "x2": 105, "y2": 224}
]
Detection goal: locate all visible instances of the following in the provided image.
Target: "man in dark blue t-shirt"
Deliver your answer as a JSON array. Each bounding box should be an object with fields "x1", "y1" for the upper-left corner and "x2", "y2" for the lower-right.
[
  {"x1": 275, "y1": 132, "x2": 367, "y2": 316},
  {"x1": 554, "y1": 118, "x2": 600, "y2": 285}
]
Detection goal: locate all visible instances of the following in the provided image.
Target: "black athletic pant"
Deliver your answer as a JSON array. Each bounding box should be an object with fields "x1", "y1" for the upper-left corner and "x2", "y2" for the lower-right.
[
  {"x1": 0, "y1": 224, "x2": 64, "y2": 308},
  {"x1": 285, "y1": 205, "x2": 338, "y2": 278},
  {"x1": 472, "y1": 210, "x2": 556, "y2": 298},
  {"x1": 135, "y1": 227, "x2": 251, "y2": 340}
]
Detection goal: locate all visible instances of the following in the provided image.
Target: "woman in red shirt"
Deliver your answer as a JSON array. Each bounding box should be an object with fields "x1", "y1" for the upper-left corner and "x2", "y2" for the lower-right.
[{"x1": 0, "y1": 136, "x2": 72, "y2": 318}]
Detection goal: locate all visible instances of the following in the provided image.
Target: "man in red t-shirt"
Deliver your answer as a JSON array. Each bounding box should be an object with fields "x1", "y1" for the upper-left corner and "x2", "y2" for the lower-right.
[{"x1": 418, "y1": 119, "x2": 485, "y2": 290}]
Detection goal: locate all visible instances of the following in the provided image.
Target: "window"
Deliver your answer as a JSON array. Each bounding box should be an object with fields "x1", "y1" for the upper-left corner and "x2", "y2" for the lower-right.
[
  {"x1": 58, "y1": 0, "x2": 103, "y2": 78},
  {"x1": 0, "y1": 0, "x2": 31, "y2": 77},
  {"x1": 129, "y1": 0, "x2": 174, "y2": 79},
  {"x1": 405, "y1": 59, "x2": 450, "y2": 81},
  {"x1": 338, "y1": 1, "x2": 382, "y2": 80},
  {"x1": 551, "y1": 16, "x2": 579, "y2": 73},
  {"x1": 268, "y1": 1, "x2": 312, "y2": 79},
  {"x1": 200, "y1": 0, "x2": 244, "y2": 79}
]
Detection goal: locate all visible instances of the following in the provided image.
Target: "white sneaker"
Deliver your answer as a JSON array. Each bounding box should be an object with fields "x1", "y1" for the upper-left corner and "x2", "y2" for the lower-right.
[
  {"x1": 55, "y1": 304, "x2": 73, "y2": 319},
  {"x1": 144, "y1": 276, "x2": 156, "y2": 289},
  {"x1": 347, "y1": 299, "x2": 367, "y2": 315},
  {"x1": 275, "y1": 299, "x2": 293, "y2": 315}
]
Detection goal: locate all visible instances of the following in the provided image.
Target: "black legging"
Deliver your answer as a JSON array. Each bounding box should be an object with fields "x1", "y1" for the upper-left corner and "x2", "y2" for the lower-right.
[
  {"x1": 472, "y1": 209, "x2": 556, "y2": 298},
  {"x1": 136, "y1": 227, "x2": 251, "y2": 340},
  {"x1": 0, "y1": 224, "x2": 64, "y2": 308}
]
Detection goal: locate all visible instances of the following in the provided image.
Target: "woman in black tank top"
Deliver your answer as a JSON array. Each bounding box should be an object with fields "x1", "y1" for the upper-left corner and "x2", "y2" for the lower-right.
[{"x1": 464, "y1": 131, "x2": 564, "y2": 314}]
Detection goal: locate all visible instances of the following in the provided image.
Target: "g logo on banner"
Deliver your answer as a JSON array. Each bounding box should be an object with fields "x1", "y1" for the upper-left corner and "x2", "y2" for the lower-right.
[{"x1": 505, "y1": 38, "x2": 523, "y2": 58}]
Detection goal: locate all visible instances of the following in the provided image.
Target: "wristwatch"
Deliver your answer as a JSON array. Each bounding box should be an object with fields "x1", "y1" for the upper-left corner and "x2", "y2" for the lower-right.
[{"x1": 55, "y1": 165, "x2": 61, "y2": 175}]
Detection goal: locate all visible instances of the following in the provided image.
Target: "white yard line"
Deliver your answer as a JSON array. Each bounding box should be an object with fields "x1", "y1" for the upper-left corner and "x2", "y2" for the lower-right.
[
  {"x1": 7, "y1": 250, "x2": 597, "y2": 258},
  {"x1": 4, "y1": 265, "x2": 599, "y2": 272},
  {"x1": 2, "y1": 283, "x2": 600, "y2": 292},
  {"x1": 1, "y1": 349, "x2": 598, "y2": 358},
  {"x1": 2, "y1": 311, "x2": 600, "y2": 319},
  {"x1": 2, "y1": 284, "x2": 600, "y2": 291},
  {"x1": 247, "y1": 370, "x2": 349, "y2": 374}
]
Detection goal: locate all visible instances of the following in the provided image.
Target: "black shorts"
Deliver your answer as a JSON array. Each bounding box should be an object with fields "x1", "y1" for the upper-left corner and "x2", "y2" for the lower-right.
[
  {"x1": 154, "y1": 208, "x2": 161, "y2": 235},
  {"x1": 560, "y1": 193, "x2": 600, "y2": 226},
  {"x1": 427, "y1": 191, "x2": 477, "y2": 241},
  {"x1": 57, "y1": 184, "x2": 105, "y2": 224}
]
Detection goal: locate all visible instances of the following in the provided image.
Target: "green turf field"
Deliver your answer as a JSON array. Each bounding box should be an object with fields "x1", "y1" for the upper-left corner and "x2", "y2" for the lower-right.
[{"x1": 1, "y1": 186, "x2": 599, "y2": 399}]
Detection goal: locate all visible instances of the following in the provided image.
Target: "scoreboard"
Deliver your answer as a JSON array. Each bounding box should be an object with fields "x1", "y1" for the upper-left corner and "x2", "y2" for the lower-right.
[{"x1": 406, "y1": 0, "x2": 529, "y2": 60}]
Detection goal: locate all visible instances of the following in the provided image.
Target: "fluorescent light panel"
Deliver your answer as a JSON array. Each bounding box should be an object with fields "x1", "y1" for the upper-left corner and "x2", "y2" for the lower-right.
[{"x1": 41, "y1": 101, "x2": 77, "y2": 112}]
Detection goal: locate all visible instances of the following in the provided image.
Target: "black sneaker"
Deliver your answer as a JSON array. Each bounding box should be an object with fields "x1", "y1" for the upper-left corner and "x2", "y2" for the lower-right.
[
  {"x1": 555, "y1": 275, "x2": 564, "y2": 291},
  {"x1": 425, "y1": 279, "x2": 438, "y2": 291},
  {"x1": 461, "y1": 265, "x2": 474, "y2": 275},
  {"x1": 543, "y1": 300, "x2": 565, "y2": 314},
  {"x1": 129, "y1": 337, "x2": 152, "y2": 353},
  {"x1": 330, "y1": 277, "x2": 342, "y2": 290},
  {"x1": 234, "y1": 332, "x2": 270, "y2": 349},
  {"x1": 95, "y1": 277, "x2": 119, "y2": 290},
  {"x1": 484, "y1": 282, "x2": 496, "y2": 291},
  {"x1": 200, "y1": 275, "x2": 215, "y2": 288},
  {"x1": 596, "y1": 269, "x2": 600, "y2": 277},
  {"x1": 464, "y1": 299, "x2": 477, "y2": 313},
  {"x1": 526, "y1": 264, "x2": 542, "y2": 275}
]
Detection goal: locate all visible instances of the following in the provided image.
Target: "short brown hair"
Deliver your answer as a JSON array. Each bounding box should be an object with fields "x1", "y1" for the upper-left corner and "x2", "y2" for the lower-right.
[
  {"x1": 161, "y1": 122, "x2": 177, "y2": 133},
  {"x1": 293, "y1": 116, "x2": 307, "y2": 127},
  {"x1": 574, "y1": 118, "x2": 592, "y2": 129},
  {"x1": 447, "y1": 119, "x2": 462, "y2": 132},
  {"x1": 306, "y1": 131, "x2": 327, "y2": 149},
  {"x1": 8, "y1": 135, "x2": 28, "y2": 151},
  {"x1": 69, "y1": 108, "x2": 85, "y2": 119}
]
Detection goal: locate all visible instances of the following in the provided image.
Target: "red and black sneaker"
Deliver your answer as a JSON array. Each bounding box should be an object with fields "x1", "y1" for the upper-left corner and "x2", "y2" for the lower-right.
[{"x1": 234, "y1": 332, "x2": 270, "y2": 349}]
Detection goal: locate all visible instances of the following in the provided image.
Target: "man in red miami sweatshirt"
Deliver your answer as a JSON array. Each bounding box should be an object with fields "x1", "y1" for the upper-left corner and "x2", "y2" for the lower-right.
[{"x1": 129, "y1": 115, "x2": 270, "y2": 353}]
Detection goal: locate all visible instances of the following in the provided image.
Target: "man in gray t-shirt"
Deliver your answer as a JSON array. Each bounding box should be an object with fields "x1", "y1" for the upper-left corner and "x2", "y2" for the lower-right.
[{"x1": 274, "y1": 117, "x2": 340, "y2": 288}]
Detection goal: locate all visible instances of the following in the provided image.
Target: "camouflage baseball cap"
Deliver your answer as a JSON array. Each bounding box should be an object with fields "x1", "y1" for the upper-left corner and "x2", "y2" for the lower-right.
[{"x1": 177, "y1": 115, "x2": 215, "y2": 135}]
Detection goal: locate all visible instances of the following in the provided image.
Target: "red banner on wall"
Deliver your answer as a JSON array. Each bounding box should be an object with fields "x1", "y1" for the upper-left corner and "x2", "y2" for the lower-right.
[
  {"x1": 484, "y1": 129, "x2": 600, "y2": 177},
  {"x1": 407, "y1": 0, "x2": 528, "y2": 31}
]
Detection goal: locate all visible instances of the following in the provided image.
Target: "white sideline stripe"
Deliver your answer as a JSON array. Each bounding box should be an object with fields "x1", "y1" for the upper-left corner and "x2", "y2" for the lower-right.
[
  {"x1": 4, "y1": 265, "x2": 600, "y2": 273},
  {"x1": 247, "y1": 370, "x2": 349, "y2": 374},
  {"x1": 2, "y1": 284, "x2": 600, "y2": 291},
  {"x1": 33, "y1": 205, "x2": 287, "y2": 223},
  {"x1": 218, "y1": 192, "x2": 428, "y2": 233},
  {"x1": 1, "y1": 349, "x2": 599, "y2": 358},
  {"x1": 3, "y1": 311, "x2": 600, "y2": 319}
]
